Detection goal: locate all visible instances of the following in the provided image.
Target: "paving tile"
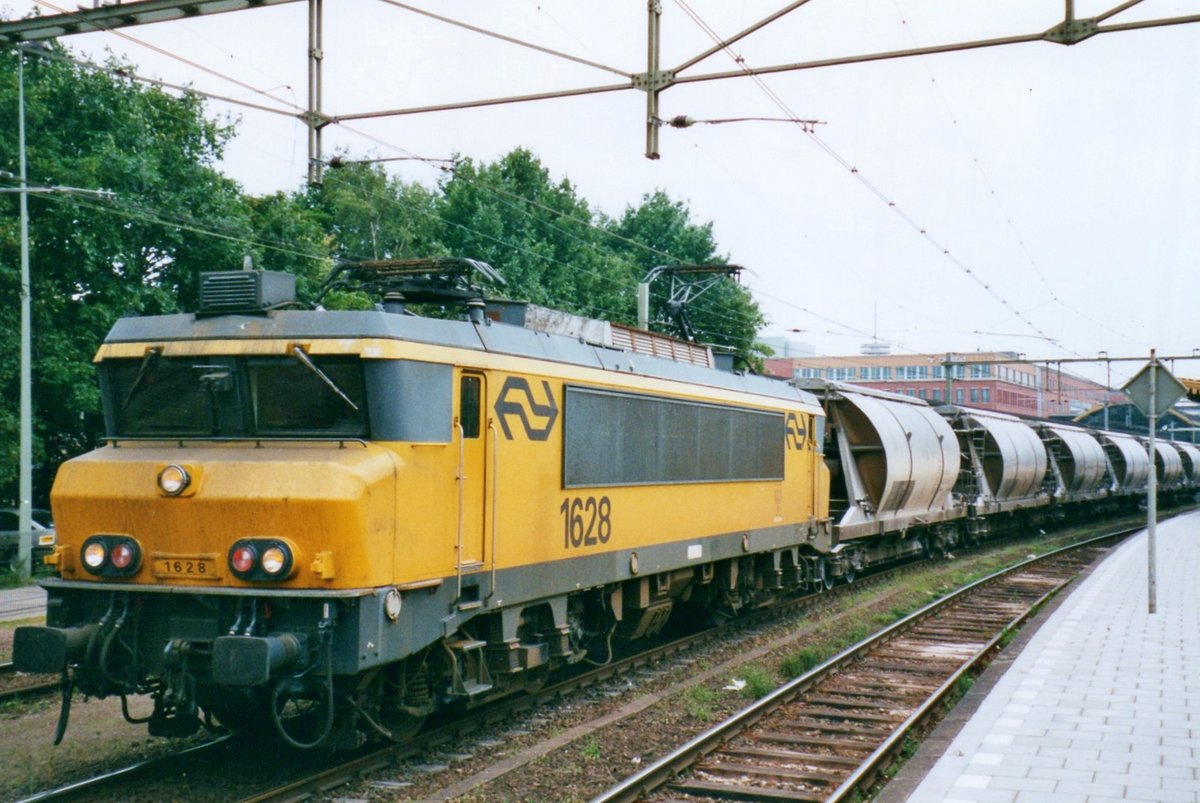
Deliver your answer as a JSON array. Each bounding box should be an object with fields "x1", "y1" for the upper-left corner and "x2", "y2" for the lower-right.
[
  {"x1": 1014, "y1": 793, "x2": 1086, "y2": 803},
  {"x1": 1136, "y1": 762, "x2": 1197, "y2": 781},
  {"x1": 953, "y1": 774, "x2": 991, "y2": 789},
  {"x1": 986, "y1": 776, "x2": 1056, "y2": 794},
  {"x1": 1056, "y1": 781, "x2": 1132, "y2": 797},
  {"x1": 1126, "y1": 785, "x2": 1198, "y2": 803},
  {"x1": 1160, "y1": 751, "x2": 1200, "y2": 767},
  {"x1": 1037, "y1": 746, "x2": 1101, "y2": 761},
  {"x1": 1160, "y1": 775, "x2": 1200, "y2": 794},
  {"x1": 1027, "y1": 766, "x2": 1095, "y2": 783}
]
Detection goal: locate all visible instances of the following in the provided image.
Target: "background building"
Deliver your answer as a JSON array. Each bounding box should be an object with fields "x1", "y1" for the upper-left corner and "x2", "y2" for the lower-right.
[{"x1": 764, "y1": 350, "x2": 1117, "y2": 417}]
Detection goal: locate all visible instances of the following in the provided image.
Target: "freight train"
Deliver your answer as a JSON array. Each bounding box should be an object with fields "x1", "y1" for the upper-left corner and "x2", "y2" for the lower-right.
[{"x1": 14, "y1": 260, "x2": 1197, "y2": 749}]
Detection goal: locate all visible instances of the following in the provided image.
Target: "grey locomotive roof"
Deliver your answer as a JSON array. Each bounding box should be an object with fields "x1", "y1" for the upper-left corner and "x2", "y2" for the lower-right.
[{"x1": 105, "y1": 310, "x2": 818, "y2": 407}]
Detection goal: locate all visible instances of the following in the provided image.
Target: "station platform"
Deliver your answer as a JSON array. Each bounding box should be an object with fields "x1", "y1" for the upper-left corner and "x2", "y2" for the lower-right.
[
  {"x1": 0, "y1": 584, "x2": 46, "y2": 623},
  {"x1": 882, "y1": 510, "x2": 1200, "y2": 802}
]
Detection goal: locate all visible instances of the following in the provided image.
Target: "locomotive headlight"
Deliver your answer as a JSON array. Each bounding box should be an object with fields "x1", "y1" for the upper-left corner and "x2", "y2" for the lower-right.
[
  {"x1": 230, "y1": 544, "x2": 258, "y2": 575},
  {"x1": 261, "y1": 546, "x2": 288, "y2": 576},
  {"x1": 229, "y1": 539, "x2": 295, "y2": 581},
  {"x1": 157, "y1": 464, "x2": 191, "y2": 496},
  {"x1": 81, "y1": 535, "x2": 142, "y2": 577},
  {"x1": 110, "y1": 542, "x2": 136, "y2": 570},
  {"x1": 83, "y1": 540, "x2": 107, "y2": 570}
]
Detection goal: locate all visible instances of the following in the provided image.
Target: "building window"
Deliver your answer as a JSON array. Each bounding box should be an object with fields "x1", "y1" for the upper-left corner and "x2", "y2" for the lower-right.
[
  {"x1": 794, "y1": 367, "x2": 822, "y2": 379},
  {"x1": 897, "y1": 366, "x2": 928, "y2": 380},
  {"x1": 970, "y1": 388, "x2": 979, "y2": 403},
  {"x1": 981, "y1": 388, "x2": 991, "y2": 403},
  {"x1": 827, "y1": 367, "x2": 856, "y2": 381},
  {"x1": 918, "y1": 388, "x2": 927, "y2": 399},
  {"x1": 970, "y1": 363, "x2": 993, "y2": 379},
  {"x1": 955, "y1": 388, "x2": 965, "y2": 404},
  {"x1": 862, "y1": 366, "x2": 892, "y2": 381},
  {"x1": 932, "y1": 388, "x2": 941, "y2": 401}
]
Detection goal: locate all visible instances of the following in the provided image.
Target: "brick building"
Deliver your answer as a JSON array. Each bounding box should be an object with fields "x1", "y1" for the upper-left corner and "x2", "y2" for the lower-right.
[{"x1": 764, "y1": 351, "x2": 1115, "y2": 418}]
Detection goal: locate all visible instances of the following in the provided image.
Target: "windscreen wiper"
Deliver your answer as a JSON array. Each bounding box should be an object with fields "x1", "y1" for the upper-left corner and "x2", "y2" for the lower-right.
[
  {"x1": 121, "y1": 347, "x2": 162, "y2": 411},
  {"x1": 291, "y1": 346, "x2": 360, "y2": 412}
]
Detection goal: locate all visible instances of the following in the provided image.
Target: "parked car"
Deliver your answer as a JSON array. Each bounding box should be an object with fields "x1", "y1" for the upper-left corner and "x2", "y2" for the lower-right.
[{"x1": 0, "y1": 508, "x2": 56, "y2": 573}]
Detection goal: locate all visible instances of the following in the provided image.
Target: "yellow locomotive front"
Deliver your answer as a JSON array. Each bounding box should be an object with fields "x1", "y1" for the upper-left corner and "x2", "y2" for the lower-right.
[{"x1": 16, "y1": 310, "x2": 425, "y2": 744}]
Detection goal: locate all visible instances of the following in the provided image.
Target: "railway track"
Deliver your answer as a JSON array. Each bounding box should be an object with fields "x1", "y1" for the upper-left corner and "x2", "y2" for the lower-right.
[
  {"x1": 0, "y1": 660, "x2": 59, "y2": 704},
  {"x1": 6, "y1": 546, "x2": 910, "y2": 803},
  {"x1": 231, "y1": 550, "x2": 925, "y2": 803},
  {"x1": 591, "y1": 527, "x2": 1133, "y2": 803},
  {"x1": 7, "y1": 516, "x2": 1151, "y2": 802},
  {"x1": 234, "y1": 520, "x2": 1140, "y2": 803},
  {"x1": 13, "y1": 736, "x2": 236, "y2": 803}
]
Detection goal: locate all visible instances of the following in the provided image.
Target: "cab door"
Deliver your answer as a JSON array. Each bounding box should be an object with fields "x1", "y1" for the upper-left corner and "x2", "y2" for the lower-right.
[{"x1": 455, "y1": 372, "x2": 488, "y2": 567}]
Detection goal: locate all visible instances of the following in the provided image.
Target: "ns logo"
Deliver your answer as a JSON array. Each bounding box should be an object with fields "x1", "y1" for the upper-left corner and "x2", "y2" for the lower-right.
[
  {"x1": 785, "y1": 412, "x2": 807, "y2": 450},
  {"x1": 494, "y1": 377, "x2": 559, "y2": 441}
]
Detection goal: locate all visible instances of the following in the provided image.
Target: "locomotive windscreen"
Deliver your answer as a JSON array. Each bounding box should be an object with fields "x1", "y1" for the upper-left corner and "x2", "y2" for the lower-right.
[{"x1": 100, "y1": 354, "x2": 368, "y2": 438}]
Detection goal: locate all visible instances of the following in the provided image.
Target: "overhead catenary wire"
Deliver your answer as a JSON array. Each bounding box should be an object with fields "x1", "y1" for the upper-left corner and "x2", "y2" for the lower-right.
[
  {"x1": 16, "y1": 44, "x2": 300, "y2": 118},
  {"x1": 3, "y1": 177, "x2": 332, "y2": 266},
  {"x1": 374, "y1": 0, "x2": 629, "y2": 79},
  {"x1": 888, "y1": 0, "x2": 1142, "y2": 351},
  {"x1": 31, "y1": 0, "x2": 305, "y2": 113},
  {"x1": 670, "y1": 0, "x2": 1081, "y2": 359}
]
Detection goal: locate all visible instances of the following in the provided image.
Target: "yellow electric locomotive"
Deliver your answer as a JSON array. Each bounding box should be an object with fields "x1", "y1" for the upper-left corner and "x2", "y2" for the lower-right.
[{"x1": 16, "y1": 261, "x2": 830, "y2": 748}]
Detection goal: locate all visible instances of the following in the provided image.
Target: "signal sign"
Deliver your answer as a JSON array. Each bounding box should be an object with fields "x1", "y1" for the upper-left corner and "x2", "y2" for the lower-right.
[{"x1": 1122, "y1": 361, "x2": 1186, "y2": 418}]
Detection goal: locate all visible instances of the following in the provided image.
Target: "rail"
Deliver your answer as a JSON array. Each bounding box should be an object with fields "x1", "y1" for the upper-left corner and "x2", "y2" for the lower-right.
[
  {"x1": 0, "y1": 661, "x2": 59, "y2": 703},
  {"x1": 591, "y1": 525, "x2": 1137, "y2": 803}
]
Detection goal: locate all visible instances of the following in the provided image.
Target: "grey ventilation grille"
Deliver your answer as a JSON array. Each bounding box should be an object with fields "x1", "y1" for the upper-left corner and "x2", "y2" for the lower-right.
[{"x1": 199, "y1": 271, "x2": 296, "y2": 313}]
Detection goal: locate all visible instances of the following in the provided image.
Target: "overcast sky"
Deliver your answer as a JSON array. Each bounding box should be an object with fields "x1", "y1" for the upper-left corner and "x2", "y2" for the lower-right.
[{"x1": 6, "y1": 0, "x2": 1199, "y2": 385}]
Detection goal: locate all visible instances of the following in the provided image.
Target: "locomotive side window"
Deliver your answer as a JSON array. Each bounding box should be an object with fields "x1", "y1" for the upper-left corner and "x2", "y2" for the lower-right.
[
  {"x1": 365, "y1": 360, "x2": 452, "y2": 442},
  {"x1": 459, "y1": 375, "x2": 482, "y2": 439}
]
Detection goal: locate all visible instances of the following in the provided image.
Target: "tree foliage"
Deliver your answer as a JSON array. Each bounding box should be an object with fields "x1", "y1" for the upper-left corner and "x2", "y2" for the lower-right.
[
  {"x1": 0, "y1": 54, "x2": 766, "y2": 508},
  {"x1": 0, "y1": 47, "x2": 262, "y2": 503}
]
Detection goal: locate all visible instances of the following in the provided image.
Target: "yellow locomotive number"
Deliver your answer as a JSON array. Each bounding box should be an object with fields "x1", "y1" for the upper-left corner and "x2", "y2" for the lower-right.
[{"x1": 560, "y1": 496, "x2": 612, "y2": 549}]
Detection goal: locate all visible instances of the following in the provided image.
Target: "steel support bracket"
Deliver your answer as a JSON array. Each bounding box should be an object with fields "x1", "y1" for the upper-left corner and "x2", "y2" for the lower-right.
[
  {"x1": 299, "y1": 110, "x2": 333, "y2": 130},
  {"x1": 632, "y1": 69, "x2": 676, "y2": 92},
  {"x1": 1043, "y1": 18, "x2": 1099, "y2": 45}
]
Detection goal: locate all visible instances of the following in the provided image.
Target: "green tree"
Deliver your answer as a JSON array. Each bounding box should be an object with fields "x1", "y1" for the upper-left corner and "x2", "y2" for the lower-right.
[
  {"x1": 306, "y1": 159, "x2": 443, "y2": 265},
  {"x1": 436, "y1": 149, "x2": 640, "y2": 322},
  {"x1": 0, "y1": 46, "x2": 256, "y2": 505},
  {"x1": 608, "y1": 191, "x2": 766, "y2": 368}
]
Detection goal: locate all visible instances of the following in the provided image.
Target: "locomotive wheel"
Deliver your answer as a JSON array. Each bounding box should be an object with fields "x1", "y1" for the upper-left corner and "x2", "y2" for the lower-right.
[
  {"x1": 204, "y1": 690, "x2": 273, "y2": 736},
  {"x1": 816, "y1": 558, "x2": 834, "y2": 591},
  {"x1": 272, "y1": 680, "x2": 334, "y2": 749},
  {"x1": 379, "y1": 709, "x2": 426, "y2": 740}
]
